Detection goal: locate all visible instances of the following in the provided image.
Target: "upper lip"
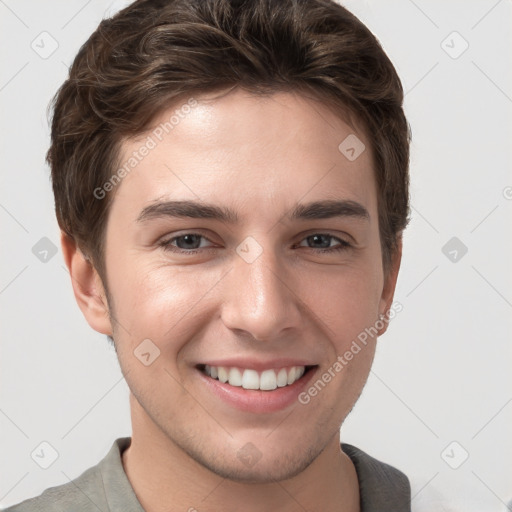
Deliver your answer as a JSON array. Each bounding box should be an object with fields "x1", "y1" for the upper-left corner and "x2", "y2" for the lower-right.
[{"x1": 196, "y1": 358, "x2": 317, "y2": 372}]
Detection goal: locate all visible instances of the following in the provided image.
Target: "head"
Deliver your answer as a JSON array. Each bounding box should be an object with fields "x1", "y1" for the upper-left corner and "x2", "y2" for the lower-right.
[{"x1": 53, "y1": 0, "x2": 410, "y2": 483}]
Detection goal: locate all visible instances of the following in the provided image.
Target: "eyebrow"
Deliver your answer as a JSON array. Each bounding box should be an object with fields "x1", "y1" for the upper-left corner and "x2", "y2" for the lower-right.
[
  {"x1": 290, "y1": 199, "x2": 369, "y2": 221},
  {"x1": 136, "y1": 199, "x2": 369, "y2": 224},
  {"x1": 137, "y1": 200, "x2": 238, "y2": 223}
]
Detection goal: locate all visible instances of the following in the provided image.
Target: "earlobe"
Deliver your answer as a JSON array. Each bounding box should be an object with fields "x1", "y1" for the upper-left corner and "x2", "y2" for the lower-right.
[
  {"x1": 60, "y1": 232, "x2": 113, "y2": 336},
  {"x1": 377, "y1": 237, "x2": 403, "y2": 336}
]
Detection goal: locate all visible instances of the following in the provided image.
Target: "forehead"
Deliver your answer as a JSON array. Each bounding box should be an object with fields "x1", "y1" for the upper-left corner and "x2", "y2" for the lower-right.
[{"x1": 112, "y1": 89, "x2": 377, "y2": 221}]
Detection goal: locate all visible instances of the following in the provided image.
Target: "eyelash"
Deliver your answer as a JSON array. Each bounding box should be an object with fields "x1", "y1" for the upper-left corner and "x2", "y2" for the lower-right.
[{"x1": 159, "y1": 233, "x2": 351, "y2": 255}]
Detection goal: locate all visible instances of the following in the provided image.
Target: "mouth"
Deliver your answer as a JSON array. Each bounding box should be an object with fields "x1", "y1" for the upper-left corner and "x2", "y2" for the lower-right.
[
  {"x1": 197, "y1": 364, "x2": 316, "y2": 391},
  {"x1": 194, "y1": 357, "x2": 319, "y2": 412}
]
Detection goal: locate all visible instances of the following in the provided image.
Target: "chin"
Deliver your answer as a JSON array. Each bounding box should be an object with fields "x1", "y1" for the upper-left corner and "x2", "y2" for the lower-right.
[{"x1": 189, "y1": 450, "x2": 318, "y2": 485}]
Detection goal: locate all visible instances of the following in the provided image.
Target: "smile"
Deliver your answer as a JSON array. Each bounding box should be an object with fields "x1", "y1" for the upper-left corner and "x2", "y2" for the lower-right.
[{"x1": 201, "y1": 365, "x2": 309, "y2": 391}]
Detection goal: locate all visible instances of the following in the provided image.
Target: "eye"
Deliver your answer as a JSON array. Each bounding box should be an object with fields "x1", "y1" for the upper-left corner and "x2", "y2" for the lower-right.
[
  {"x1": 159, "y1": 232, "x2": 350, "y2": 256},
  {"x1": 297, "y1": 233, "x2": 350, "y2": 252},
  {"x1": 161, "y1": 233, "x2": 214, "y2": 252}
]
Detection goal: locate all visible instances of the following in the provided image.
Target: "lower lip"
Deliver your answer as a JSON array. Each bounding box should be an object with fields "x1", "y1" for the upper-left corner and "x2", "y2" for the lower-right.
[{"x1": 197, "y1": 367, "x2": 318, "y2": 413}]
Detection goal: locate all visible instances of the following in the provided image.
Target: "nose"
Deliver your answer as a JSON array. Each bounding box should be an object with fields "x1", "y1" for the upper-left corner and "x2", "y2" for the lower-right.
[{"x1": 220, "y1": 242, "x2": 302, "y2": 341}]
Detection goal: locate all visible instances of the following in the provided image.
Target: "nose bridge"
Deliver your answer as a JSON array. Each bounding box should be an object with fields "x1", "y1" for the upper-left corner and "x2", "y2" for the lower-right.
[{"x1": 221, "y1": 239, "x2": 300, "y2": 340}]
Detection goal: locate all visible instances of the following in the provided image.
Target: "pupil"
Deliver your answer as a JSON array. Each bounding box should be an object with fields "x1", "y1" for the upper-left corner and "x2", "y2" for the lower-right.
[
  {"x1": 177, "y1": 234, "x2": 201, "y2": 249},
  {"x1": 309, "y1": 235, "x2": 330, "y2": 248}
]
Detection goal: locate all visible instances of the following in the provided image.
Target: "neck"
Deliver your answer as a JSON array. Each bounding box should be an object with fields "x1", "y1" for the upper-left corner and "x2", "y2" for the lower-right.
[{"x1": 122, "y1": 394, "x2": 360, "y2": 512}]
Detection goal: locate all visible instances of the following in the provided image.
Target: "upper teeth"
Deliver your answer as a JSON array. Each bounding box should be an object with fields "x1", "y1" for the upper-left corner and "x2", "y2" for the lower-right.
[{"x1": 204, "y1": 365, "x2": 306, "y2": 391}]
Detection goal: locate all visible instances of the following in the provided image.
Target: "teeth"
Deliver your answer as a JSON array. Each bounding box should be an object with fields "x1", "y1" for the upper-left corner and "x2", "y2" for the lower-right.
[
  {"x1": 277, "y1": 368, "x2": 288, "y2": 387},
  {"x1": 242, "y1": 369, "x2": 260, "y2": 390},
  {"x1": 287, "y1": 366, "x2": 297, "y2": 385},
  {"x1": 203, "y1": 365, "x2": 307, "y2": 391},
  {"x1": 218, "y1": 366, "x2": 229, "y2": 383},
  {"x1": 260, "y1": 369, "x2": 277, "y2": 390},
  {"x1": 228, "y1": 367, "x2": 243, "y2": 386}
]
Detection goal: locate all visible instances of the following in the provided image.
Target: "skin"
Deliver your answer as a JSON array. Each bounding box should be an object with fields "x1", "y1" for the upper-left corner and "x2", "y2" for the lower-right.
[{"x1": 62, "y1": 89, "x2": 402, "y2": 512}]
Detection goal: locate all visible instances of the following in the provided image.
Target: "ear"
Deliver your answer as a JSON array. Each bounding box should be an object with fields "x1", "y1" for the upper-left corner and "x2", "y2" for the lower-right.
[
  {"x1": 377, "y1": 237, "x2": 403, "y2": 336},
  {"x1": 61, "y1": 232, "x2": 113, "y2": 336}
]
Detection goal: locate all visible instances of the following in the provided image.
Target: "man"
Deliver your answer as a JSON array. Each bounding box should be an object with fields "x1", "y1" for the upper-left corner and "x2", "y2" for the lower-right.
[{"x1": 5, "y1": 0, "x2": 411, "y2": 510}]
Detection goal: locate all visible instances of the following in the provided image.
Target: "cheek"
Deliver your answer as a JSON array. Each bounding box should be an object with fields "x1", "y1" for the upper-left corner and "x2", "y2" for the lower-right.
[
  {"x1": 296, "y1": 263, "x2": 383, "y2": 344},
  {"x1": 106, "y1": 258, "x2": 224, "y2": 347}
]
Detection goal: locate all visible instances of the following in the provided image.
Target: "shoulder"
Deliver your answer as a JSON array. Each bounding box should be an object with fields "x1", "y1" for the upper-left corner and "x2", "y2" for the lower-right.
[
  {"x1": 342, "y1": 443, "x2": 411, "y2": 511},
  {"x1": 2, "y1": 438, "x2": 135, "y2": 512},
  {"x1": 1, "y1": 465, "x2": 106, "y2": 512}
]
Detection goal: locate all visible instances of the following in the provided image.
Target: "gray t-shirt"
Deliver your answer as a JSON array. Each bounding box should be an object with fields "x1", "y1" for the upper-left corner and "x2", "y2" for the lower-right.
[{"x1": 3, "y1": 438, "x2": 411, "y2": 512}]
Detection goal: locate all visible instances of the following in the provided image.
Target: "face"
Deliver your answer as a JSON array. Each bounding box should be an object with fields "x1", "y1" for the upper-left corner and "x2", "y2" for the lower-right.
[{"x1": 98, "y1": 89, "x2": 398, "y2": 482}]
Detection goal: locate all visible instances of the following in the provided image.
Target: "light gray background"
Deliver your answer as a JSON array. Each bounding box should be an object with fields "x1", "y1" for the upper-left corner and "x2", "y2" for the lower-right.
[{"x1": 1, "y1": 0, "x2": 511, "y2": 510}]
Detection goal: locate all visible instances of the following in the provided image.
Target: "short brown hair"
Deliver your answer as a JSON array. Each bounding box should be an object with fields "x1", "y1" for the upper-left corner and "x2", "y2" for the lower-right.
[{"x1": 48, "y1": 0, "x2": 410, "y2": 279}]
